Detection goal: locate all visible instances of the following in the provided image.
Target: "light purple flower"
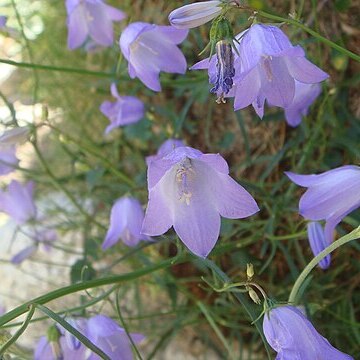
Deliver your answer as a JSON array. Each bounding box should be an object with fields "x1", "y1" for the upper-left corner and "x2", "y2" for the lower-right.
[
  {"x1": 0, "y1": 145, "x2": 18, "y2": 175},
  {"x1": 102, "y1": 196, "x2": 149, "y2": 249},
  {"x1": 87, "y1": 315, "x2": 145, "y2": 360},
  {"x1": 0, "y1": 180, "x2": 36, "y2": 224},
  {"x1": 146, "y1": 138, "x2": 186, "y2": 165},
  {"x1": 0, "y1": 303, "x2": 5, "y2": 315},
  {"x1": 0, "y1": 16, "x2": 7, "y2": 28},
  {"x1": 282, "y1": 82, "x2": 322, "y2": 127},
  {"x1": 169, "y1": 1, "x2": 222, "y2": 29},
  {"x1": 11, "y1": 245, "x2": 37, "y2": 264},
  {"x1": 120, "y1": 22, "x2": 188, "y2": 91},
  {"x1": 66, "y1": 0, "x2": 126, "y2": 50},
  {"x1": 286, "y1": 165, "x2": 360, "y2": 247},
  {"x1": 142, "y1": 146, "x2": 259, "y2": 257},
  {"x1": 307, "y1": 221, "x2": 331, "y2": 269},
  {"x1": 100, "y1": 84, "x2": 145, "y2": 134},
  {"x1": 263, "y1": 305, "x2": 353, "y2": 359},
  {"x1": 191, "y1": 24, "x2": 328, "y2": 118},
  {"x1": 0, "y1": 127, "x2": 29, "y2": 145}
]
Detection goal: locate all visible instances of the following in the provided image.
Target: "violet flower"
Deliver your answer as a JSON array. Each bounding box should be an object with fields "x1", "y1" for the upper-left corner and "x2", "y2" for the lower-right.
[
  {"x1": 169, "y1": 1, "x2": 222, "y2": 29},
  {"x1": 120, "y1": 22, "x2": 188, "y2": 91},
  {"x1": 0, "y1": 127, "x2": 29, "y2": 145},
  {"x1": 0, "y1": 180, "x2": 36, "y2": 225},
  {"x1": 286, "y1": 165, "x2": 360, "y2": 247},
  {"x1": 263, "y1": 305, "x2": 353, "y2": 359},
  {"x1": 87, "y1": 315, "x2": 145, "y2": 360},
  {"x1": 102, "y1": 196, "x2": 149, "y2": 249},
  {"x1": 0, "y1": 16, "x2": 7, "y2": 29},
  {"x1": 66, "y1": 0, "x2": 126, "y2": 50},
  {"x1": 146, "y1": 138, "x2": 185, "y2": 165},
  {"x1": 0, "y1": 145, "x2": 18, "y2": 175},
  {"x1": 191, "y1": 24, "x2": 328, "y2": 119},
  {"x1": 142, "y1": 146, "x2": 259, "y2": 257},
  {"x1": 100, "y1": 84, "x2": 145, "y2": 134},
  {"x1": 307, "y1": 221, "x2": 331, "y2": 269}
]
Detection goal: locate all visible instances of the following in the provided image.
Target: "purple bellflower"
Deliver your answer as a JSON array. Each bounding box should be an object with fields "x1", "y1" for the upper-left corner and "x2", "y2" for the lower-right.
[
  {"x1": 0, "y1": 180, "x2": 36, "y2": 225},
  {"x1": 120, "y1": 22, "x2": 188, "y2": 91},
  {"x1": 141, "y1": 146, "x2": 259, "y2": 257},
  {"x1": 191, "y1": 24, "x2": 328, "y2": 119},
  {"x1": 34, "y1": 315, "x2": 145, "y2": 360},
  {"x1": 102, "y1": 196, "x2": 149, "y2": 249},
  {"x1": 0, "y1": 127, "x2": 29, "y2": 145},
  {"x1": 146, "y1": 138, "x2": 186, "y2": 165},
  {"x1": 100, "y1": 84, "x2": 145, "y2": 134},
  {"x1": 0, "y1": 16, "x2": 6, "y2": 28},
  {"x1": 307, "y1": 221, "x2": 331, "y2": 269},
  {"x1": 263, "y1": 305, "x2": 353, "y2": 359},
  {"x1": 66, "y1": 0, "x2": 126, "y2": 50},
  {"x1": 0, "y1": 145, "x2": 18, "y2": 175},
  {"x1": 286, "y1": 165, "x2": 360, "y2": 249},
  {"x1": 169, "y1": 1, "x2": 222, "y2": 29},
  {"x1": 87, "y1": 315, "x2": 145, "y2": 360}
]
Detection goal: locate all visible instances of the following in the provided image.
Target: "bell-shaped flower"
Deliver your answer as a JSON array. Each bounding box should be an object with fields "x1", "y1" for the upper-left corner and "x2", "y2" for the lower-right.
[
  {"x1": 142, "y1": 146, "x2": 259, "y2": 257},
  {"x1": 0, "y1": 145, "x2": 18, "y2": 175},
  {"x1": 191, "y1": 24, "x2": 328, "y2": 118},
  {"x1": 286, "y1": 165, "x2": 360, "y2": 247},
  {"x1": 146, "y1": 138, "x2": 185, "y2": 165},
  {"x1": 66, "y1": 0, "x2": 126, "y2": 50},
  {"x1": 282, "y1": 82, "x2": 321, "y2": 127},
  {"x1": 307, "y1": 221, "x2": 331, "y2": 269},
  {"x1": 0, "y1": 127, "x2": 29, "y2": 145},
  {"x1": 169, "y1": 1, "x2": 222, "y2": 29},
  {"x1": 263, "y1": 305, "x2": 353, "y2": 359},
  {"x1": 120, "y1": 22, "x2": 188, "y2": 91},
  {"x1": 100, "y1": 84, "x2": 145, "y2": 134},
  {"x1": 87, "y1": 315, "x2": 145, "y2": 360},
  {"x1": 0, "y1": 180, "x2": 36, "y2": 225},
  {"x1": 102, "y1": 196, "x2": 149, "y2": 249}
]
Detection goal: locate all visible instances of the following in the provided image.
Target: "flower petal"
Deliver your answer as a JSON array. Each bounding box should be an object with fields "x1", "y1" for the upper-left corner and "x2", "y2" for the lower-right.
[
  {"x1": 286, "y1": 56, "x2": 329, "y2": 83},
  {"x1": 307, "y1": 222, "x2": 331, "y2": 269},
  {"x1": 67, "y1": 4, "x2": 88, "y2": 49}
]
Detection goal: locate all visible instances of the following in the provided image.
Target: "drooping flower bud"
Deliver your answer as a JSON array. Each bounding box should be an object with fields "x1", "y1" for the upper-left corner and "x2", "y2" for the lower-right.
[
  {"x1": 246, "y1": 263, "x2": 254, "y2": 280},
  {"x1": 248, "y1": 288, "x2": 261, "y2": 304}
]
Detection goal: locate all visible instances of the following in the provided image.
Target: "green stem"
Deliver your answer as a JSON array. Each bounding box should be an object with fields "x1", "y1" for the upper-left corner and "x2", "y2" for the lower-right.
[
  {"x1": 288, "y1": 226, "x2": 360, "y2": 303},
  {"x1": 0, "y1": 255, "x2": 188, "y2": 327},
  {"x1": 256, "y1": 10, "x2": 360, "y2": 62}
]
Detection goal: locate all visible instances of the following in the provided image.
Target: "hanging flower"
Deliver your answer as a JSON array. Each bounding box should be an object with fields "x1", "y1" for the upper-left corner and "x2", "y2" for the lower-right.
[
  {"x1": 191, "y1": 24, "x2": 328, "y2": 120},
  {"x1": 100, "y1": 84, "x2": 145, "y2": 134},
  {"x1": 0, "y1": 145, "x2": 18, "y2": 175},
  {"x1": 307, "y1": 221, "x2": 331, "y2": 269},
  {"x1": 286, "y1": 165, "x2": 360, "y2": 247},
  {"x1": 146, "y1": 138, "x2": 186, "y2": 165},
  {"x1": 66, "y1": 0, "x2": 126, "y2": 50},
  {"x1": 119, "y1": 22, "x2": 188, "y2": 91},
  {"x1": 142, "y1": 146, "x2": 259, "y2": 257},
  {"x1": 102, "y1": 196, "x2": 149, "y2": 249},
  {"x1": 263, "y1": 305, "x2": 353, "y2": 359},
  {"x1": 0, "y1": 180, "x2": 36, "y2": 225}
]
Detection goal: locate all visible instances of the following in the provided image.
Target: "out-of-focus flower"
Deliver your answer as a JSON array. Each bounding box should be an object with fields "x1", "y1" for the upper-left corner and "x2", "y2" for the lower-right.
[
  {"x1": 0, "y1": 146, "x2": 18, "y2": 175},
  {"x1": 120, "y1": 22, "x2": 188, "y2": 91},
  {"x1": 282, "y1": 82, "x2": 322, "y2": 127},
  {"x1": 87, "y1": 315, "x2": 145, "y2": 360},
  {"x1": 307, "y1": 221, "x2": 331, "y2": 269},
  {"x1": 66, "y1": 0, "x2": 126, "y2": 50},
  {"x1": 11, "y1": 245, "x2": 37, "y2": 264},
  {"x1": 263, "y1": 305, "x2": 353, "y2": 359},
  {"x1": 0, "y1": 303, "x2": 5, "y2": 315},
  {"x1": 0, "y1": 180, "x2": 36, "y2": 225},
  {"x1": 169, "y1": 1, "x2": 222, "y2": 29},
  {"x1": 100, "y1": 84, "x2": 145, "y2": 134},
  {"x1": 146, "y1": 138, "x2": 185, "y2": 165},
  {"x1": 286, "y1": 165, "x2": 360, "y2": 246},
  {"x1": 0, "y1": 16, "x2": 7, "y2": 28},
  {"x1": 142, "y1": 146, "x2": 259, "y2": 257},
  {"x1": 191, "y1": 24, "x2": 328, "y2": 119},
  {"x1": 102, "y1": 196, "x2": 149, "y2": 249},
  {"x1": 0, "y1": 127, "x2": 29, "y2": 145}
]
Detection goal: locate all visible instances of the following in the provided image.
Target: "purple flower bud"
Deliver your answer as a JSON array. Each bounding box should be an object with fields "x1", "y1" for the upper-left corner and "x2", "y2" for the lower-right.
[
  {"x1": 169, "y1": 1, "x2": 222, "y2": 29},
  {"x1": 146, "y1": 138, "x2": 186, "y2": 165},
  {"x1": 87, "y1": 315, "x2": 145, "y2": 360},
  {"x1": 100, "y1": 84, "x2": 145, "y2": 134},
  {"x1": 120, "y1": 22, "x2": 188, "y2": 91},
  {"x1": 307, "y1": 221, "x2": 331, "y2": 269},
  {"x1": 263, "y1": 305, "x2": 353, "y2": 359},
  {"x1": 0, "y1": 180, "x2": 36, "y2": 224},
  {"x1": 191, "y1": 24, "x2": 328, "y2": 119},
  {"x1": 286, "y1": 165, "x2": 360, "y2": 248},
  {"x1": 66, "y1": 0, "x2": 126, "y2": 50},
  {"x1": 102, "y1": 196, "x2": 149, "y2": 249},
  {"x1": 211, "y1": 40, "x2": 235, "y2": 103},
  {"x1": 142, "y1": 146, "x2": 259, "y2": 257}
]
